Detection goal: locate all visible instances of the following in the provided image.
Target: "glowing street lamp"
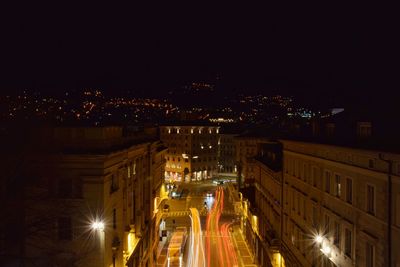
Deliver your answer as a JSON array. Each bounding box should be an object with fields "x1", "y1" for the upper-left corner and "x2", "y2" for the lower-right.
[
  {"x1": 92, "y1": 221, "x2": 105, "y2": 231},
  {"x1": 315, "y1": 235, "x2": 323, "y2": 244}
]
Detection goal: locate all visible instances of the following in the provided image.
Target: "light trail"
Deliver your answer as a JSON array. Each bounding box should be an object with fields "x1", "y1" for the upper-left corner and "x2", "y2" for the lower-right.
[
  {"x1": 205, "y1": 186, "x2": 240, "y2": 267},
  {"x1": 188, "y1": 208, "x2": 206, "y2": 267}
]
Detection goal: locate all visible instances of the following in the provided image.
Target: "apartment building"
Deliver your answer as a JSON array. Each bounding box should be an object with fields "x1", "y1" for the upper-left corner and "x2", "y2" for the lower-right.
[
  {"x1": 235, "y1": 134, "x2": 269, "y2": 188},
  {"x1": 246, "y1": 137, "x2": 400, "y2": 267},
  {"x1": 280, "y1": 140, "x2": 400, "y2": 267},
  {"x1": 1, "y1": 126, "x2": 167, "y2": 267},
  {"x1": 218, "y1": 133, "x2": 237, "y2": 176},
  {"x1": 160, "y1": 125, "x2": 219, "y2": 182}
]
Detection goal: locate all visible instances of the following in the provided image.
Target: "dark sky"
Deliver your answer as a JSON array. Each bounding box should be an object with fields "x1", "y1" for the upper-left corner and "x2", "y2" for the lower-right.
[{"x1": 0, "y1": 3, "x2": 397, "y2": 105}]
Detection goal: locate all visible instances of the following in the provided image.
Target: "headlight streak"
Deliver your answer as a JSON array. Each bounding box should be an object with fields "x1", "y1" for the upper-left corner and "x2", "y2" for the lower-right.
[
  {"x1": 205, "y1": 186, "x2": 239, "y2": 267},
  {"x1": 188, "y1": 208, "x2": 206, "y2": 267}
]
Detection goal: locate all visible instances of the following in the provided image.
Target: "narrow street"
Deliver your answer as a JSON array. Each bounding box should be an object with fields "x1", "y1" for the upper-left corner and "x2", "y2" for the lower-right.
[{"x1": 156, "y1": 181, "x2": 256, "y2": 267}]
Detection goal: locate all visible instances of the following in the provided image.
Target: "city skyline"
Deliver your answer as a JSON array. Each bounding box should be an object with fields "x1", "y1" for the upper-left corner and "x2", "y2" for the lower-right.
[{"x1": 1, "y1": 3, "x2": 396, "y2": 106}]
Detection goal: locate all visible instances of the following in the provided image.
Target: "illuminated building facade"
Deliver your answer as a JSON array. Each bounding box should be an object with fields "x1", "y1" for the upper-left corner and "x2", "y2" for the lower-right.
[
  {"x1": 3, "y1": 127, "x2": 166, "y2": 267},
  {"x1": 280, "y1": 140, "x2": 400, "y2": 267},
  {"x1": 160, "y1": 125, "x2": 220, "y2": 182},
  {"x1": 244, "y1": 137, "x2": 400, "y2": 267}
]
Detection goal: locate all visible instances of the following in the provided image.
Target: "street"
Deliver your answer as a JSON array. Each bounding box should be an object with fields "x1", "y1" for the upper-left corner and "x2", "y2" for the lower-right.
[{"x1": 156, "y1": 180, "x2": 257, "y2": 267}]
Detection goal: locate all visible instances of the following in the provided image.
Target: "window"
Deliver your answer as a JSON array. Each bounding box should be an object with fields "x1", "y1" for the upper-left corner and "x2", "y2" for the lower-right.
[
  {"x1": 324, "y1": 214, "x2": 330, "y2": 235},
  {"x1": 357, "y1": 122, "x2": 372, "y2": 137},
  {"x1": 312, "y1": 206, "x2": 318, "y2": 227},
  {"x1": 110, "y1": 174, "x2": 119, "y2": 193},
  {"x1": 346, "y1": 178, "x2": 353, "y2": 204},
  {"x1": 369, "y1": 159, "x2": 374, "y2": 168},
  {"x1": 367, "y1": 184, "x2": 375, "y2": 215},
  {"x1": 292, "y1": 190, "x2": 296, "y2": 211},
  {"x1": 132, "y1": 191, "x2": 136, "y2": 222},
  {"x1": 325, "y1": 171, "x2": 331, "y2": 193},
  {"x1": 334, "y1": 221, "x2": 341, "y2": 247},
  {"x1": 303, "y1": 163, "x2": 307, "y2": 182},
  {"x1": 113, "y1": 208, "x2": 117, "y2": 229},
  {"x1": 312, "y1": 167, "x2": 318, "y2": 187},
  {"x1": 297, "y1": 195, "x2": 301, "y2": 215},
  {"x1": 345, "y1": 228, "x2": 352, "y2": 258},
  {"x1": 285, "y1": 158, "x2": 289, "y2": 173},
  {"x1": 366, "y1": 243, "x2": 374, "y2": 267},
  {"x1": 58, "y1": 217, "x2": 72, "y2": 240},
  {"x1": 335, "y1": 174, "x2": 341, "y2": 197}
]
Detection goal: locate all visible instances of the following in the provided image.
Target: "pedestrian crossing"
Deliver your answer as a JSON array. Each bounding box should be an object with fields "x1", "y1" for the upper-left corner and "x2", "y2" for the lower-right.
[{"x1": 163, "y1": 209, "x2": 236, "y2": 218}]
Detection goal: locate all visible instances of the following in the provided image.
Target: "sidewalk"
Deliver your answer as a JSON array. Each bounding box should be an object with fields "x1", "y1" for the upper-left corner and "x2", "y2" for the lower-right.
[
  {"x1": 156, "y1": 233, "x2": 171, "y2": 267},
  {"x1": 230, "y1": 225, "x2": 258, "y2": 267}
]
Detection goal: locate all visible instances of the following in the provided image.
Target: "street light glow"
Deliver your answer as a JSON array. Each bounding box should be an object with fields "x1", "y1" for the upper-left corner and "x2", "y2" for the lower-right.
[
  {"x1": 315, "y1": 235, "x2": 323, "y2": 243},
  {"x1": 92, "y1": 221, "x2": 105, "y2": 231}
]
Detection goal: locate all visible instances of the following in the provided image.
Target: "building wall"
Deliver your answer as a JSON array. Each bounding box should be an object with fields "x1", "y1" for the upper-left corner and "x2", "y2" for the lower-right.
[
  {"x1": 280, "y1": 140, "x2": 400, "y2": 267},
  {"x1": 20, "y1": 138, "x2": 166, "y2": 267},
  {"x1": 218, "y1": 134, "x2": 237, "y2": 176},
  {"x1": 160, "y1": 126, "x2": 219, "y2": 182},
  {"x1": 234, "y1": 136, "x2": 268, "y2": 187},
  {"x1": 242, "y1": 139, "x2": 400, "y2": 267}
]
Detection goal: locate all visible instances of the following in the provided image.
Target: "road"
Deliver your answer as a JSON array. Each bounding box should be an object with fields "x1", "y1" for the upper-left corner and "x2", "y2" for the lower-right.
[
  {"x1": 157, "y1": 180, "x2": 255, "y2": 267},
  {"x1": 205, "y1": 186, "x2": 238, "y2": 267}
]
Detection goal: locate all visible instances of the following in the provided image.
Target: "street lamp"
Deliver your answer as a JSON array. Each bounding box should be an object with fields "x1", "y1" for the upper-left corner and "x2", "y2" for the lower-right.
[
  {"x1": 315, "y1": 235, "x2": 323, "y2": 244},
  {"x1": 92, "y1": 221, "x2": 105, "y2": 231},
  {"x1": 92, "y1": 220, "x2": 105, "y2": 266}
]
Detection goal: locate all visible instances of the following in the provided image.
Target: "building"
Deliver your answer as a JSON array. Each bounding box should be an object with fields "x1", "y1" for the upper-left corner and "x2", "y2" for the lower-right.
[
  {"x1": 160, "y1": 125, "x2": 220, "y2": 182},
  {"x1": 234, "y1": 133, "x2": 269, "y2": 188},
  {"x1": 280, "y1": 140, "x2": 400, "y2": 267},
  {"x1": 218, "y1": 133, "x2": 237, "y2": 177},
  {"x1": 240, "y1": 136, "x2": 400, "y2": 267},
  {"x1": 0, "y1": 126, "x2": 167, "y2": 267}
]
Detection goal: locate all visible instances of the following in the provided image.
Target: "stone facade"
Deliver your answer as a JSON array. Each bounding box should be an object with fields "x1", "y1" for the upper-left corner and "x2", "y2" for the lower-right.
[
  {"x1": 242, "y1": 138, "x2": 400, "y2": 267},
  {"x1": 2, "y1": 127, "x2": 167, "y2": 267},
  {"x1": 160, "y1": 125, "x2": 219, "y2": 182}
]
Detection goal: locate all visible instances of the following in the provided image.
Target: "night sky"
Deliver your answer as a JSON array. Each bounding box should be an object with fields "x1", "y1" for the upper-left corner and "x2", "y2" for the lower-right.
[{"x1": 0, "y1": 3, "x2": 397, "y2": 106}]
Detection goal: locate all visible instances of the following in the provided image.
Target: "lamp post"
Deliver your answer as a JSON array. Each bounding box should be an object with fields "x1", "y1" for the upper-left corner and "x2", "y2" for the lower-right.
[
  {"x1": 314, "y1": 233, "x2": 334, "y2": 265},
  {"x1": 92, "y1": 221, "x2": 105, "y2": 267}
]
